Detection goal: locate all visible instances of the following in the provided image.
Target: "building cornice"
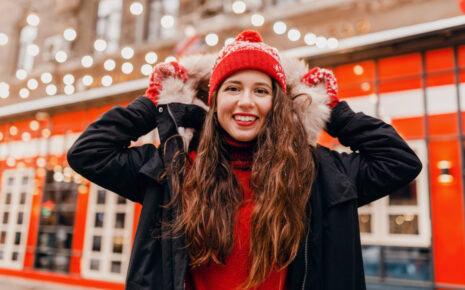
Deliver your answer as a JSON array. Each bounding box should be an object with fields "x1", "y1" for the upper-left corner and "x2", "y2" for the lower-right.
[{"x1": 2, "y1": 15, "x2": 465, "y2": 120}]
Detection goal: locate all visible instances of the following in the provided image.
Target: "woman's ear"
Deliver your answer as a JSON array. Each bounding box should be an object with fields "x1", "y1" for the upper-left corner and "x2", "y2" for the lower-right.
[{"x1": 292, "y1": 93, "x2": 312, "y2": 105}]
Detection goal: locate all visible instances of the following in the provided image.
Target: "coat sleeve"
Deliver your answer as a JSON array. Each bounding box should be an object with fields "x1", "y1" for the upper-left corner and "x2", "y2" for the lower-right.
[
  {"x1": 325, "y1": 101, "x2": 422, "y2": 206},
  {"x1": 67, "y1": 96, "x2": 160, "y2": 204}
]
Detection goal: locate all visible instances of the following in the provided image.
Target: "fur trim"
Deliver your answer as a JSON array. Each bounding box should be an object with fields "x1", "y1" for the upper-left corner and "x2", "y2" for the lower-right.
[
  {"x1": 280, "y1": 56, "x2": 331, "y2": 145},
  {"x1": 157, "y1": 54, "x2": 215, "y2": 112},
  {"x1": 157, "y1": 54, "x2": 214, "y2": 147},
  {"x1": 156, "y1": 54, "x2": 331, "y2": 146}
]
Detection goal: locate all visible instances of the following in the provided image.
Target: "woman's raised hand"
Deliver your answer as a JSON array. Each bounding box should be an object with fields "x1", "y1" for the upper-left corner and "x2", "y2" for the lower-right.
[
  {"x1": 144, "y1": 61, "x2": 188, "y2": 106},
  {"x1": 301, "y1": 67, "x2": 339, "y2": 109}
]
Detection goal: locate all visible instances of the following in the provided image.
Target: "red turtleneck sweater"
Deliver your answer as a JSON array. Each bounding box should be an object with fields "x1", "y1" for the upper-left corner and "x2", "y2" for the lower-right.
[{"x1": 185, "y1": 137, "x2": 288, "y2": 290}]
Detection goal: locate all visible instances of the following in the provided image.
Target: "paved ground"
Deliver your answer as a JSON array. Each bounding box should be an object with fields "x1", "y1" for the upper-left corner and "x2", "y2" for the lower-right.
[
  {"x1": 0, "y1": 275, "x2": 433, "y2": 290},
  {"x1": 0, "y1": 275, "x2": 102, "y2": 290}
]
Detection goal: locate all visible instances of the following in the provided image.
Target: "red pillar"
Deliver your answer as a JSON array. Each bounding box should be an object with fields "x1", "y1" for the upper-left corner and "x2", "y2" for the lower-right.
[{"x1": 429, "y1": 140, "x2": 465, "y2": 286}]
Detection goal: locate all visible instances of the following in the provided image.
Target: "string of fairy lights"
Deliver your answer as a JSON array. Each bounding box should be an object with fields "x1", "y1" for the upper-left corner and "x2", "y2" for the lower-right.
[{"x1": 0, "y1": 0, "x2": 340, "y2": 102}]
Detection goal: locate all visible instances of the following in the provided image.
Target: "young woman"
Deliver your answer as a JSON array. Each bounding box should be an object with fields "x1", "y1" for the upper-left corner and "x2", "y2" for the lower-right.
[{"x1": 67, "y1": 31, "x2": 422, "y2": 290}]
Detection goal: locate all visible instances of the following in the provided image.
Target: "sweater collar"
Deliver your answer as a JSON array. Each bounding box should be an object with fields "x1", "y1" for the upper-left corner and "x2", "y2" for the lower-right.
[{"x1": 223, "y1": 134, "x2": 255, "y2": 170}]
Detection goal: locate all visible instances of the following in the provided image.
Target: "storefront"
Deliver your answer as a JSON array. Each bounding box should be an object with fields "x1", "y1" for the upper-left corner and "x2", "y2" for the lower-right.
[
  {"x1": 310, "y1": 20, "x2": 465, "y2": 290},
  {"x1": 0, "y1": 18, "x2": 465, "y2": 290}
]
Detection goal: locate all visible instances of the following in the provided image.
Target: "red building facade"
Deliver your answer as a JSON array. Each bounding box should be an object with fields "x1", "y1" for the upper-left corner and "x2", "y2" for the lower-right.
[{"x1": 0, "y1": 1, "x2": 465, "y2": 289}]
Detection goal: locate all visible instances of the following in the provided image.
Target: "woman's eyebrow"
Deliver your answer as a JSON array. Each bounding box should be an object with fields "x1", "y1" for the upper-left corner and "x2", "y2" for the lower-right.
[
  {"x1": 223, "y1": 80, "x2": 242, "y2": 85},
  {"x1": 223, "y1": 80, "x2": 272, "y2": 89},
  {"x1": 255, "y1": 82, "x2": 272, "y2": 89}
]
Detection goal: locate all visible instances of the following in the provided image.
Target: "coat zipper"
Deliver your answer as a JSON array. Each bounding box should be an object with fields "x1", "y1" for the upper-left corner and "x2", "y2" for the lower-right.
[
  {"x1": 301, "y1": 230, "x2": 309, "y2": 290},
  {"x1": 166, "y1": 104, "x2": 179, "y2": 130}
]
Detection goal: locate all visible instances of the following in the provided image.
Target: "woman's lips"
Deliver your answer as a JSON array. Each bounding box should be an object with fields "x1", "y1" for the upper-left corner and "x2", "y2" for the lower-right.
[{"x1": 233, "y1": 113, "x2": 258, "y2": 126}]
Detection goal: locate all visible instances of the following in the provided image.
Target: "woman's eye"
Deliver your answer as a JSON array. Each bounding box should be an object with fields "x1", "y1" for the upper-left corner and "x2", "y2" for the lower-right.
[
  {"x1": 225, "y1": 86, "x2": 239, "y2": 92},
  {"x1": 256, "y1": 88, "x2": 270, "y2": 95}
]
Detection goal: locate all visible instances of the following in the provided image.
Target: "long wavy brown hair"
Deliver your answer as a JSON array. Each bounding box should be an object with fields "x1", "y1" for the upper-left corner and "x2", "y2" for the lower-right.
[{"x1": 166, "y1": 81, "x2": 316, "y2": 288}]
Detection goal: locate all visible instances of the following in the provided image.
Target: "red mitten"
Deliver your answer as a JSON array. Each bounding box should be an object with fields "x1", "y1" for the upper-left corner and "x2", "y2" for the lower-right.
[
  {"x1": 145, "y1": 62, "x2": 188, "y2": 106},
  {"x1": 301, "y1": 67, "x2": 339, "y2": 109}
]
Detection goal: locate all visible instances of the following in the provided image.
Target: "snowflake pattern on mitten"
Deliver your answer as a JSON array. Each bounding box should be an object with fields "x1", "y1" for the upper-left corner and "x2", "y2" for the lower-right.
[
  {"x1": 301, "y1": 67, "x2": 339, "y2": 109},
  {"x1": 145, "y1": 62, "x2": 188, "y2": 106}
]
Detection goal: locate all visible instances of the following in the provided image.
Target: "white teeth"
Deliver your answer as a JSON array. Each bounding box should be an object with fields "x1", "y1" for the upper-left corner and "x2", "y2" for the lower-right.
[{"x1": 234, "y1": 115, "x2": 257, "y2": 122}]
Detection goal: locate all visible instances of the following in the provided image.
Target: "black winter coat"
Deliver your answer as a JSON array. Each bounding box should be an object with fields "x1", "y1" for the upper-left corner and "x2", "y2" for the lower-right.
[{"x1": 67, "y1": 96, "x2": 422, "y2": 290}]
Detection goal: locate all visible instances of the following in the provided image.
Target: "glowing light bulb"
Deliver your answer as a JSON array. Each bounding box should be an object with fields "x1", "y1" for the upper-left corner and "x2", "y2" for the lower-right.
[
  {"x1": 30, "y1": 120, "x2": 39, "y2": 131},
  {"x1": 205, "y1": 33, "x2": 219, "y2": 46},
  {"x1": 304, "y1": 33, "x2": 317, "y2": 45},
  {"x1": 121, "y1": 46, "x2": 134, "y2": 60},
  {"x1": 9, "y1": 126, "x2": 18, "y2": 135},
  {"x1": 22, "y1": 132, "x2": 31, "y2": 141},
  {"x1": 273, "y1": 21, "x2": 287, "y2": 35},
  {"x1": 287, "y1": 29, "x2": 301, "y2": 41},
  {"x1": 145, "y1": 52, "x2": 158, "y2": 64},
  {"x1": 45, "y1": 84, "x2": 57, "y2": 96},
  {"x1": 327, "y1": 37, "x2": 339, "y2": 49},
  {"x1": 161, "y1": 15, "x2": 174, "y2": 29},
  {"x1": 0, "y1": 82, "x2": 10, "y2": 98},
  {"x1": 63, "y1": 28, "x2": 77, "y2": 41},
  {"x1": 141, "y1": 64, "x2": 153, "y2": 76},
  {"x1": 27, "y1": 44, "x2": 40, "y2": 56},
  {"x1": 0, "y1": 33, "x2": 8, "y2": 46},
  {"x1": 232, "y1": 1, "x2": 247, "y2": 14},
  {"x1": 63, "y1": 74, "x2": 75, "y2": 85},
  {"x1": 353, "y1": 65, "x2": 364, "y2": 76},
  {"x1": 82, "y1": 75, "x2": 93, "y2": 86},
  {"x1": 16, "y1": 69, "x2": 27, "y2": 80},
  {"x1": 81, "y1": 55, "x2": 94, "y2": 68},
  {"x1": 130, "y1": 2, "x2": 144, "y2": 15},
  {"x1": 94, "y1": 39, "x2": 107, "y2": 52},
  {"x1": 19, "y1": 88, "x2": 30, "y2": 99},
  {"x1": 104, "y1": 59, "x2": 116, "y2": 71},
  {"x1": 55, "y1": 50, "x2": 68, "y2": 63},
  {"x1": 122, "y1": 62, "x2": 134, "y2": 74},
  {"x1": 27, "y1": 78, "x2": 38, "y2": 90},
  {"x1": 41, "y1": 72, "x2": 52, "y2": 84},
  {"x1": 27, "y1": 13, "x2": 40, "y2": 26},
  {"x1": 316, "y1": 36, "x2": 327, "y2": 48},
  {"x1": 64, "y1": 85, "x2": 75, "y2": 95},
  {"x1": 251, "y1": 14, "x2": 265, "y2": 27},
  {"x1": 101, "y1": 75, "x2": 113, "y2": 87}
]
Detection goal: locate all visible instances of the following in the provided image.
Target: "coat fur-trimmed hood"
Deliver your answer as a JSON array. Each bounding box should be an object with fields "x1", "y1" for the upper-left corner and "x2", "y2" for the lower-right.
[{"x1": 157, "y1": 53, "x2": 331, "y2": 146}]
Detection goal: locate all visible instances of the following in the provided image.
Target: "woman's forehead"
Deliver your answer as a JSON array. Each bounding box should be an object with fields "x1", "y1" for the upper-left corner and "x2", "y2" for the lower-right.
[{"x1": 222, "y1": 70, "x2": 272, "y2": 86}]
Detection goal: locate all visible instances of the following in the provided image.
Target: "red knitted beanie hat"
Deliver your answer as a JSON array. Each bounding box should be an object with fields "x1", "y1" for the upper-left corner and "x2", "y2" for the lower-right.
[{"x1": 208, "y1": 30, "x2": 286, "y2": 105}]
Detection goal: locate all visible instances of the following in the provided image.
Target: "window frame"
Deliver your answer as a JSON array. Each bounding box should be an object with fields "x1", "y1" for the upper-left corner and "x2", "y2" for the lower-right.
[
  {"x1": 359, "y1": 140, "x2": 431, "y2": 248},
  {"x1": 0, "y1": 168, "x2": 35, "y2": 269},
  {"x1": 81, "y1": 184, "x2": 134, "y2": 282},
  {"x1": 17, "y1": 25, "x2": 38, "y2": 72},
  {"x1": 95, "y1": 0, "x2": 123, "y2": 54}
]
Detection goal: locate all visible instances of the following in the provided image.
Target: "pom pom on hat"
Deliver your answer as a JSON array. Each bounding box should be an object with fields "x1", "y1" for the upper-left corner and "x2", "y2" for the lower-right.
[
  {"x1": 235, "y1": 30, "x2": 263, "y2": 42},
  {"x1": 208, "y1": 30, "x2": 286, "y2": 105}
]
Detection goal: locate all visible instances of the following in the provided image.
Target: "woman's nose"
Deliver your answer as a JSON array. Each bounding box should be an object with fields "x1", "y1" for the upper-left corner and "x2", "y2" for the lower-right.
[{"x1": 237, "y1": 89, "x2": 253, "y2": 107}]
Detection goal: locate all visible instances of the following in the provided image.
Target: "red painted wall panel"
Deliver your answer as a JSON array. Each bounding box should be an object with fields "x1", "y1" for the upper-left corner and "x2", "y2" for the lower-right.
[
  {"x1": 391, "y1": 116, "x2": 425, "y2": 139},
  {"x1": 429, "y1": 140, "x2": 465, "y2": 285},
  {"x1": 69, "y1": 182, "x2": 90, "y2": 274}
]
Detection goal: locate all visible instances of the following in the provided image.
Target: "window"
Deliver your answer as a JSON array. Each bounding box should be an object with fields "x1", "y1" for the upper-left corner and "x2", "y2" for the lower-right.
[
  {"x1": 0, "y1": 169, "x2": 34, "y2": 269},
  {"x1": 17, "y1": 25, "x2": 38, "y2": 72},
  {"x1": 96, "y1": 0, "x2": 123, "y2": 53},
  {"x1": 34, "y1": 170, "x2": 78, "y2": 273},
  {"x1": 358, "y1": 140, "x2": 430, "y2": 247},
  {"x1": 362, "y1": 246, "x2": 431, "y2": 282},
  {"x1": 42, "y1": 34, "x2": 70, "y2": 63},
  {"x1": 147, "y1": 0, "x2": 179, "y2": 41},
  {"x1": 81, "y1": 185, "x2": 134, "y2": 282}
]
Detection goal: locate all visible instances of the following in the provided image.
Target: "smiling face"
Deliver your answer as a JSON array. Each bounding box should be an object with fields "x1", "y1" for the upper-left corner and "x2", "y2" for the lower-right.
[{"x1": 216, "y1": 70, "x2": 273, "y2": 142}]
